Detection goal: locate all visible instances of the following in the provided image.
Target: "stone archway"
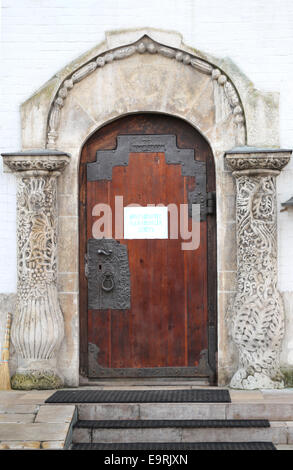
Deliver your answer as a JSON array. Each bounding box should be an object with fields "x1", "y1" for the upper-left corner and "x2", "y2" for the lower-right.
[{"x1": 1, "y1": 28, "x2": 291, "y2": 389}]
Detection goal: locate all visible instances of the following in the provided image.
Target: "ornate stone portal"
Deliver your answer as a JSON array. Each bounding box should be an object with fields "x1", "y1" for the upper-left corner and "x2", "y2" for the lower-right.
[
  {"x1": 1, "y1": 151, "x2": 70, "y2": 389},
  {"x1": 1, "y1": 29, "x2": 292, "y2": 389},
  {"x1": 226, "y1": 148, "x2": 291, "y2": 389}
]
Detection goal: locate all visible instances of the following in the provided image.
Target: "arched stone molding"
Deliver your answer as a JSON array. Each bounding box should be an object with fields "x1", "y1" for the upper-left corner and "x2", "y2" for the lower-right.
[
  {"x1": 45, "y1": 35, "x2": 246, "y2": 150},
  {"x1": 3, "y1": 29, "x2": 288, "y2": 388}
]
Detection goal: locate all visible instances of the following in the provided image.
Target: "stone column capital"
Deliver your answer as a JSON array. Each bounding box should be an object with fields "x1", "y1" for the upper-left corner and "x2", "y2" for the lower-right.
[
  {"x1": 225, "y1": 147, "x2": 291, "y2": 176},
  {"x1": 1, "y1": 149, "x2": 71, "y2": 176}
]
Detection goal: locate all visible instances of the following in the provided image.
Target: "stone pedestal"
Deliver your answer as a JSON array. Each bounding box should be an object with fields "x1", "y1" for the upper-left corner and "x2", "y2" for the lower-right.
[
  {"x1": 1, "y1": 151, "x2": 70, "y2": 389},
  {"x1": 226, "y1": 148, "x2": 291, "y2": 389}
]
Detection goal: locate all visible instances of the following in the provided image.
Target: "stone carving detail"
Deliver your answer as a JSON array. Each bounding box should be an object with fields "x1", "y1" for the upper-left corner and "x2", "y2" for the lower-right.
[
  {"x1": 11, "y1": 175, "x2": 64, "y2": 389},
  {"x1": 225, "y1": 153, "x2": 291, "y2": 172},
  {"x1": 226, "y1": 150, "x2": 291, "y2": 389},
  {"x1": 1, "y1": 152, "x2": 70, "y2": 389},
  {"x1": 190, "y1": 57, "x2": 213, "y2": 74},
  {"x1": 46, "y1": 36, "x2": 245, "y2": 148},
  {"x1": 16, "y1": 177, "x2": 59, "y2": 302},
  {"x1": 212, "y1": 68, "x2": 244, "y2": 129},
  {"x1": 230, "y1": 175, "x2": 283, "y2": 388},
  {"x1": 3, "y1": 157, "x2": 70, "y2": 173}
]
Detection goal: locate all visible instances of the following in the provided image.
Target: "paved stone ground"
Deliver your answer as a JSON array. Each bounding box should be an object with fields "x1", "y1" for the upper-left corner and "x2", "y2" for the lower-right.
[
  {"x1": 0, "y1": 390, "x2": 76, "y2": 449},
  {"x1": 0, "y1": 387, "x2": 292, "y2": 450}
]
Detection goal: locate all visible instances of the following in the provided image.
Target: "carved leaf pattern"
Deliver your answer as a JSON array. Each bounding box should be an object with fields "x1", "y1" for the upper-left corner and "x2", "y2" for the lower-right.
[
  {"x1": 229, "y1": 175, "x2": 285, "y2": 388},
  {"x1": 17, "y1": 176, "x2": 57, "y2": 300},
  {"x1": 11, "y1": 175, "x2": 64, "y2": 361}
]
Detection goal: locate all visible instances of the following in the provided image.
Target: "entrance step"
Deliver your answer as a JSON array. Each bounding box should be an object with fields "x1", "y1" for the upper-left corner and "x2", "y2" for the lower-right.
[
  {"x1": 76, "y1": 401, "x2": 293, "y2": 421},
  {"x1": 43, "y1": 388, "x2": 293, "y2": 450},
  {"x1": 72, "y1": 419, "x2": 283, "y2": 445}
]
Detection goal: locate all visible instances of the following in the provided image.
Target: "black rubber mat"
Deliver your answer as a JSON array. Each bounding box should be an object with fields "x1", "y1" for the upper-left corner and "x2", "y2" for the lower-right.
[
  {"x1": 45, "y1": 388, "x2": 231, "y2": 403},
  {"x1": 71, "y1": 442, "x2": 276, "y2": 450},
  {"x1": 75, "y1": 419, "x2": 270, "y2": 429}
]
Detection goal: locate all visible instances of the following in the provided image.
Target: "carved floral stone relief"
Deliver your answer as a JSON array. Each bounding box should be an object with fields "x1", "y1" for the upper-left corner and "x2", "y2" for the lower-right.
[
  {"x1": 1, "y1": 153, "x2": 70, "y2": 389},
  {"x1": 226, "y1": 151, "x2": 291, "y2": 389}
]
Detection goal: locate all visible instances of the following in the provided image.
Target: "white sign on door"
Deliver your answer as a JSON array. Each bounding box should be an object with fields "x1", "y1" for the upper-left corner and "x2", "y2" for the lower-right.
[{"x1": 124, "y1": 207, "x2": 168, "y2": 239}]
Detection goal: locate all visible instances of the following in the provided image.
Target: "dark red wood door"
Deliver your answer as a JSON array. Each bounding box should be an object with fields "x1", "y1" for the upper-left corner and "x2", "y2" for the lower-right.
[{"x1": 79, "y1": 114, "x2": 217, "y2": 381}]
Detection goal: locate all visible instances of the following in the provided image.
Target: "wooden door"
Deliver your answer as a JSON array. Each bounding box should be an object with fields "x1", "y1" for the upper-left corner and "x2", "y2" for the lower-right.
[{"x1": 79, "y1": 114, "x2": 217, "y2": 382}]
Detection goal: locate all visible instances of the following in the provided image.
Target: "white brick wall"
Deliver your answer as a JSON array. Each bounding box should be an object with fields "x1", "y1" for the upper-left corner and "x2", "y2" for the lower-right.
[{"x1": 1, "y1": 0, "x2": 293, "y2": 293}]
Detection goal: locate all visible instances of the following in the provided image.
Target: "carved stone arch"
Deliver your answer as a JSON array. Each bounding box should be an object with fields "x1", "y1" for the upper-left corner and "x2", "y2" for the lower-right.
[
  {"x1": 45, "y1": 34, "x2": 246, "y2": 150},
  {"x1": 2, "y1": 28, "x2": 290, "y2": 389}
]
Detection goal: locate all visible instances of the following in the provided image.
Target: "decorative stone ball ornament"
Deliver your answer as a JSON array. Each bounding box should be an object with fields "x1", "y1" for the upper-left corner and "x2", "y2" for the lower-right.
[{"x1": 47, "y1": 36, "x2": 245, "y2": 149}]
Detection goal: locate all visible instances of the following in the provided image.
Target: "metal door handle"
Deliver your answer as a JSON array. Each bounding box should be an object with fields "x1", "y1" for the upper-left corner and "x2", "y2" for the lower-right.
[
  {"x1": 98, "y1": 249, "x2": 112, "y2": 256},
  {"x1": 101, "y1": 273, "x2": 115, "y2": 292}
]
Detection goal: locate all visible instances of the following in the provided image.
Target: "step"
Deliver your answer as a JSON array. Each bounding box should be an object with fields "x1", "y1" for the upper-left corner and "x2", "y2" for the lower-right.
[
  {"x1": 71, "y1": 442, "x2": 277, "y2": 450},
  {"x1": 76, "y1": 402, "x2": 293, "y2": 421},
  {"x1": 72, "y1": 418, "x2": 288, "y2": 444},
  {"x1": 46, "y1": 388, "x2": 293, "y2": 421}
]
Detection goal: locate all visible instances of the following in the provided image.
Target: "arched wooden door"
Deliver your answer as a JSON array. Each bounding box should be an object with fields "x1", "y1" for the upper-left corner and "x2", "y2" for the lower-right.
[{"x1": 79, "y1": 114, "x2": 217, "y2": 382}]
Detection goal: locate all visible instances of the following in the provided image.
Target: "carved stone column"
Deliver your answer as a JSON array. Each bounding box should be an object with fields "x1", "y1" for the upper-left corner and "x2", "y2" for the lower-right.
[
  {"x1": 1, "y1": 151, "x2": 70, "y2": 389},
  {"x1": 225, "y1": 148, "x2": 291, "y2": 389}
]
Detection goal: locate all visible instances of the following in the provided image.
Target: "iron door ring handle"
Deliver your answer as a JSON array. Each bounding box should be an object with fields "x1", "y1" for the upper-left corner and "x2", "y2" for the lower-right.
[{"x1": 101, "y1": 273, "x2": 114, "y2": 292}]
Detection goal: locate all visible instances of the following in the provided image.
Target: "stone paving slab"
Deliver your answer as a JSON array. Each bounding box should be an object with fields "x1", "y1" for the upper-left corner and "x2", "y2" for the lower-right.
[
  {"x1": 0, "y1": 413, "x2": 35, "y2": 423},
  {"x1": 0, "y1": 390, "x2": 76, "y2": 450},
  {"x1": 0, "y1": 441, "x2": 42, "y2": 450},
  {"x1": 35, "y1": 405, "x2": 76, "y2": 423},
  {"x1": 0, "y1": 405, "x2": 39, "y2": 414},
  {"x1": 0, "y1": 440, "x2": 67, "y2": 450},
  {"x1": 0, "y1": 423, "x2": 70, "y2": 441},
  {"x1": 41, "y1": 441, "x2": 65, "y2": 449}
]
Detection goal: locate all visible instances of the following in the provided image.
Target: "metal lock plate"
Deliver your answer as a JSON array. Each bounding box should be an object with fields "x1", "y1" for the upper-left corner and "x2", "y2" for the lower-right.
[{"x1": 87, "y1": 238, "x2": 131, "y2": 310}]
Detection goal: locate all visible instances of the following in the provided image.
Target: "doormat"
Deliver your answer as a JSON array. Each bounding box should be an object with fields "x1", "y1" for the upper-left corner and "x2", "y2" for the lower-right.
[
  {"x1": 45, "y1": 388, "x2": 231, "y2": 404},
  {"x1": 71, "y1": 442, "x2": 276, "y2": 450},
  {"x1": 74, "y1": 419, "x2": 270, "y2": 429}
]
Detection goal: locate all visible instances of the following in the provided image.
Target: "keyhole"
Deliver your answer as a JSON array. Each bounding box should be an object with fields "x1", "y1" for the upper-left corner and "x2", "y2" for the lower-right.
[{"x1": 99, "y1": 264, "x2": 102, "y2": 270}]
